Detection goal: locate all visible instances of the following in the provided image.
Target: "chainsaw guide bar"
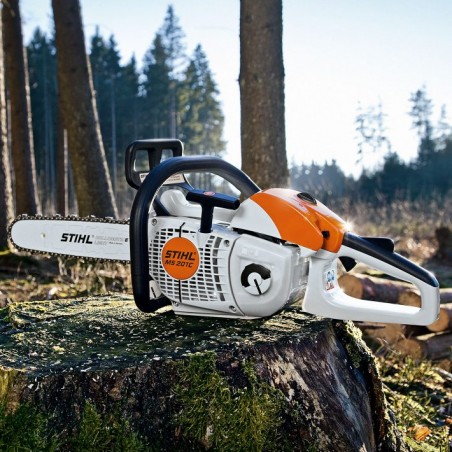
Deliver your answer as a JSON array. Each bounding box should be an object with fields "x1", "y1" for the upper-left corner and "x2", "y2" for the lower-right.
[{"x1": 8, "y1": 214, "x2": 131, "y2": 264}]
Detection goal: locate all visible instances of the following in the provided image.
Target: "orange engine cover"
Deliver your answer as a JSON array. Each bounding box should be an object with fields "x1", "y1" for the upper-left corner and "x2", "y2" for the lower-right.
[{"x1": 249, "y1": 188, "x2": 348, "y2": 253}]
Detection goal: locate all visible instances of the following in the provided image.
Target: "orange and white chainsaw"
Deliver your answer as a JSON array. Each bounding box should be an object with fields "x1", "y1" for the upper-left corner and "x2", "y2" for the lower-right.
[{"x1": 9, "y1": 139, "x2": 440, "y2": 324}]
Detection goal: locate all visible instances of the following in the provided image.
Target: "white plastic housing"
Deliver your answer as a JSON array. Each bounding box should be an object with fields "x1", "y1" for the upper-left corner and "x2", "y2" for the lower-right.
[
  {"x1": 302, "y1": 245, "x2": 440, "y2": 325},
  {"x1": 147, "y1": 216, "x2": 307, "y2": 318}
]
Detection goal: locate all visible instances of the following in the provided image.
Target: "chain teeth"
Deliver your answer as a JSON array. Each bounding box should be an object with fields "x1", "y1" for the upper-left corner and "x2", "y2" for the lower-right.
[{"x1": 7, "y1": 214, "x2": 130, "y2": 264}]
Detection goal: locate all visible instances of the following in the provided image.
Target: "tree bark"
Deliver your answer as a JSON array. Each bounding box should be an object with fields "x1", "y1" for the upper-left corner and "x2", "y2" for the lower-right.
[
  {"x1": 239, "y1": 0, "x2": 289, "y2": 189},
  {"x1": 55, "y1": 90, "x2": 68, "y2": 216},
  {"x1": 0, "y1": 295, "x2": 407, "y2": 451},
  {"x1": 1, "y1": 0, "x2": 40, "y2": 215},
  {"x1": 52, "y1": 0, "x2": 118, "y2": 217},
  {"x1": 0, "y1": 15, "x2": 14, "y2": 248}
]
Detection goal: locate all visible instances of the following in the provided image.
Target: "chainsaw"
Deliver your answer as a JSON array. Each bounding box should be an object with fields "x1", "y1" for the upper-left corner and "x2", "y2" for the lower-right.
[{"x1": 9, "y1": 139, "x2": 440, "y2": 324}]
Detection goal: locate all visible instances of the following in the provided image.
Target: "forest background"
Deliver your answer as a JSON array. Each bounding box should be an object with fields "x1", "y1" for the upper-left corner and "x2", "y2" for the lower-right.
[{"x1": 20, "y1": 3, "x2": 452, "y2": 217}]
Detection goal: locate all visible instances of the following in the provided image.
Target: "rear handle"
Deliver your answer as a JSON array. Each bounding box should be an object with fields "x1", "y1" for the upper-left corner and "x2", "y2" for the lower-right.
[{"x1": 302, "y1": 233, "x2": 440, "y2": 325}]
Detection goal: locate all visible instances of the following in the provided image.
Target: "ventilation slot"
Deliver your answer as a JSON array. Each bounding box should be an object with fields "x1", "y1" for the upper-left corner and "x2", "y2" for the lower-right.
[{"x1": 149, "y1": 228, "x2": 231, "y2": 305}]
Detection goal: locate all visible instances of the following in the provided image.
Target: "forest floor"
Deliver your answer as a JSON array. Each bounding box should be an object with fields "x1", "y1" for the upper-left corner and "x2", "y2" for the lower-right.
[{"x1": 1, "y1": 202, "x2": 451, "y2": 450}]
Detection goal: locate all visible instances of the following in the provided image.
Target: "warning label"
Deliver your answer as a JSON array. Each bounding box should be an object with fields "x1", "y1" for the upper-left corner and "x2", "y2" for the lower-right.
[{"x1": 161, "y1": 237, "x2": 200, "y2": 280}]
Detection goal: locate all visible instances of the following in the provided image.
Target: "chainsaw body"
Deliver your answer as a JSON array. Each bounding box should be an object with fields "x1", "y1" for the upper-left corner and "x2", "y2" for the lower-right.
[{"x1": 126, "y1": 140, "x2": 439, "y2": 324}]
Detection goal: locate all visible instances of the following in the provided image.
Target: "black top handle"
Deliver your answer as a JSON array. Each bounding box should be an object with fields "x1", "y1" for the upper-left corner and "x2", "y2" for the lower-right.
[
  {"x1": 130, "y1": 155, "x2": 260, "y2": 312},
  {"x1": 125, "y1": 139, "x2": 184, "y2": 190}
]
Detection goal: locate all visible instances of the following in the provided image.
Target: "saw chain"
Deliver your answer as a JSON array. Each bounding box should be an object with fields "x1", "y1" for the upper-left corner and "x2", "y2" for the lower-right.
[{"x1": 7, "y1": 214, "x2": 130, "y2": 264}]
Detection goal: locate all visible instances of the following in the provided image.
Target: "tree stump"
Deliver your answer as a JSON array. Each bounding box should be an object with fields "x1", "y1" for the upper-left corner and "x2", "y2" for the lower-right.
[{"x1": 0, "y1": 295, "x2": 406, "y2": 450}]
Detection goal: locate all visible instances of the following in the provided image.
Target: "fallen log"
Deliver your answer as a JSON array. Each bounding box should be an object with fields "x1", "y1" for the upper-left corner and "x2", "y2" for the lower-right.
[
  {"x1": 0, "y1": 295, "x2": 407, "y2": 451},
  {"x1": 338, "y1": 273, "x2": 409, "y2": 303},
  {"x1": 427, "y1": 302, "x2": 452, "y2": 333},
  {"x1": 394, "y1": 332, "x2": 452, "y2": 360},
  {"x1": 399, "y1": 288, "x2": 452, "y2": 308},
  {"x1": 435, "y1": 226, "x2": 452, "y2": 262},
  {"x1": 398, "y1": 289, "x2": 421, "y2": 308},
  {"x1": 359, "y1": 322, "x2": 427, "y2": 346}
]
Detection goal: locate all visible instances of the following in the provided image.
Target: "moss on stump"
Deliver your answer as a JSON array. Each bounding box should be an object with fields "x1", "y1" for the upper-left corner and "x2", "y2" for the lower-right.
[{"x1": 0, "y1": 295, "x2": 406, "y2": 450}]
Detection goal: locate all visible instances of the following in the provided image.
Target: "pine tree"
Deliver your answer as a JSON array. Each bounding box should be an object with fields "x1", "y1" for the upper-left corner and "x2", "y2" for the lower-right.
[
  {"x1": 409, "y1": 87, "x2": 435, "y2": 166},
  {"x1": 178, "y1": 44, "x2": 225, "y2": 156},
  {"x1": 89, "y1": 31, "x2": 122, "y2": 190},
  {"x1": 354, "y1": 102, "x2": 391, "y2": 168},
  {"x1": 142, "y1": 6, "x2": 186, "y2": 138},
  {"x1": 142, "y1": 34, "x2": 172, "y2": 137},
  {"x1": 117, "y1": 56, "x2": 140, "y2": 145}
]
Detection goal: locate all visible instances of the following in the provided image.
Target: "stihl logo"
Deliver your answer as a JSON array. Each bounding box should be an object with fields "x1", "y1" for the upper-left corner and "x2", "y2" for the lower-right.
[
  {"x1": 61, "y1": 233, "x2": 93, "y2": 244},
  {"x1": 164, "y1": 250, "x2": 197, "y2": 261},
  {"x1": 161, "y1": 237, "x2": 200, "y2": 280}
]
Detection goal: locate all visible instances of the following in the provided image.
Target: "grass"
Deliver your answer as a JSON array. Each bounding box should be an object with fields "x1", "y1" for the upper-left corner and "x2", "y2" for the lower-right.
[
  {"x1": 375, "y1": 351, "x2": 451, "y2": 451},
  {"x1": 336, "y1": 197, "x2": 452, "y2": 240},
  {"x1": 0, "y1": 401, "x2": 58, "y2": 451},
  {"x1": 69, "y1": 401, "x2": 147, "y2": 451},
  {"x1": 0, "y1": 251, "x2": 130, "y2": 304}
]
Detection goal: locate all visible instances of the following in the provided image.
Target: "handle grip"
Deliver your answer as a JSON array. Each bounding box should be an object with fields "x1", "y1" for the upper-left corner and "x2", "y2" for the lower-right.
[
  {"x1": 303, "y1": 233, "x2": 440, "y2": 325},
  {"x1": 125, "y1": 139, "x2": 184, "y2": 189}
]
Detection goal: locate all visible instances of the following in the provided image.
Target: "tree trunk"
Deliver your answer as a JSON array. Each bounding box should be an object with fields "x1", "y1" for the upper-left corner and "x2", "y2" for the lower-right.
[
  {"x1": 1, "y1": 0, "x2": 40, "y2": 215},
  {"x1": 239, "y1": 0, "x2": 289, "y2": 189},
  {"x1": 56, "y1": 89, "x2": 68, "y2": 216},
  {"x1": 0, "y1": 295, "x2": 407, "y2": 451},
  {"x1": 400, "y1": 287, "x2": 452, "y2": 307},
  {"x1": 0, "y1": 16, "x2": 14, "y2": 248},
  {"x1": 52, "y1": 0, "x2": 118, "y2": 217}
]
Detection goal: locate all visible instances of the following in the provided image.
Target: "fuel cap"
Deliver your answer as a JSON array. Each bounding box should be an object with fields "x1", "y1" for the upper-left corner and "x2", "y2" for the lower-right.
[{"x1": 297, "y1": 192, "x2": 317, "y2": 204}]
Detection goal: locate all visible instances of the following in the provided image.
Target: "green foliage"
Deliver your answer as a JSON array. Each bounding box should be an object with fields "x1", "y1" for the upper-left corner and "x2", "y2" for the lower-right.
[
  {"x1": 0, "y1": 401, "x2": 58, "y2": 451},
  {"x1": 178, "y1": 44, "x2": 225, "y2": 157},
  {"x1": 70, "y1": 401, "x2": 147, "y2": 452},
  {"x1": 175, "y1": 352, "x2": 286, "y2": 451}
]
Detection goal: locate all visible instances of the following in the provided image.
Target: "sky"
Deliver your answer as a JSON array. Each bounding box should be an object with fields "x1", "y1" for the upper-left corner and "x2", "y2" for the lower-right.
[{"x1": 20, "y1": 0, "x2": 452, "y2": 177}]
